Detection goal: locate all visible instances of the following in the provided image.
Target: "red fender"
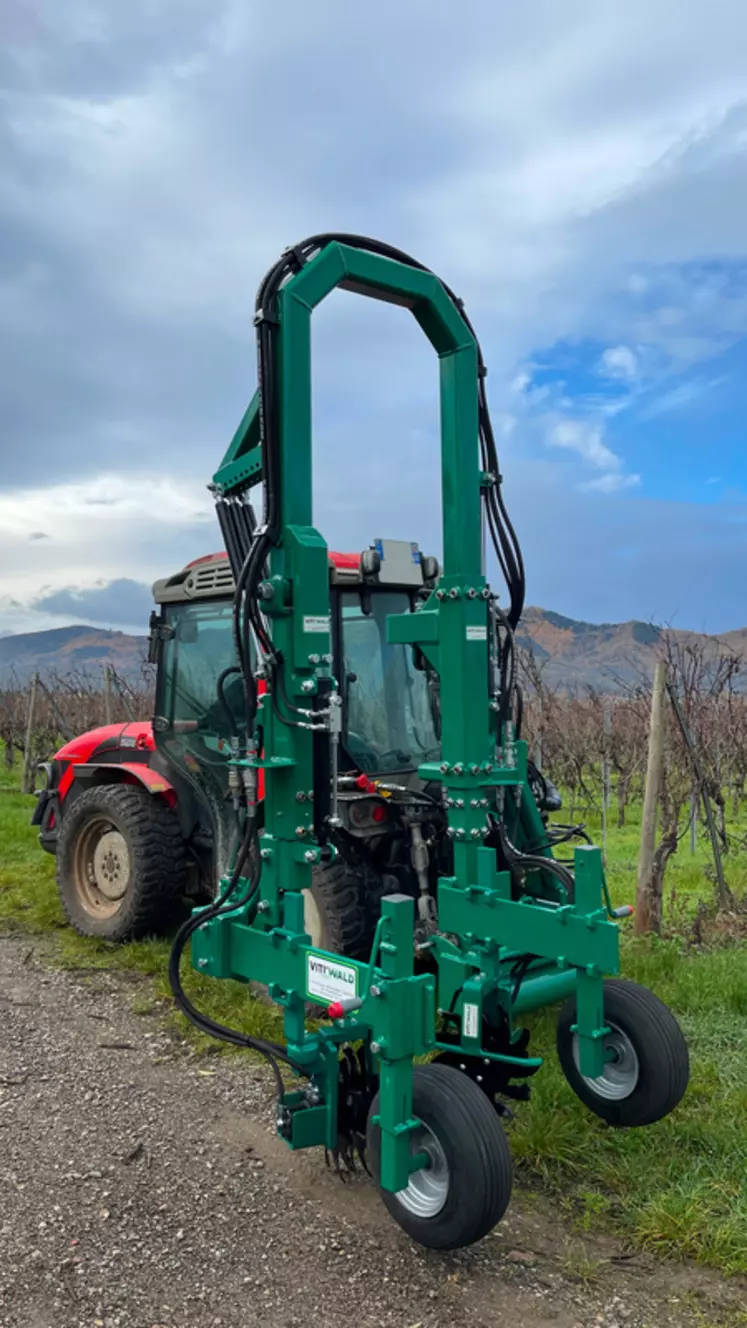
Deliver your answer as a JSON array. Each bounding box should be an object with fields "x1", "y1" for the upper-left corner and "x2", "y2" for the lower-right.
[{"x1": 71, "y1": 761, "x2": 177, "y2": 807}]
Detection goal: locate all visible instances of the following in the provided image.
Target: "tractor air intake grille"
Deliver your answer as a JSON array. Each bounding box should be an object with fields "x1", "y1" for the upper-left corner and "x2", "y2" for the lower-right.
[{"x1": 187, "y1": 562, "x2": 237, "y2": 597}]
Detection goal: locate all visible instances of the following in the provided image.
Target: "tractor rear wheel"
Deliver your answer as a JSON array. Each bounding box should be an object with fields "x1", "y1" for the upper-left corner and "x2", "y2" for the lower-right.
[
  {"x1": 56, "y1": 783, "x2": 187, "y2": 941},
  {"x1": 556, "y1": 978, "x2": 689, "y2": 1126},
  {"x1": 366, "y1": 1063, "x2": 513, "y2": 1249},
  {"x1": 304, "y1": 860, "x2": 373, "y2": 959}
]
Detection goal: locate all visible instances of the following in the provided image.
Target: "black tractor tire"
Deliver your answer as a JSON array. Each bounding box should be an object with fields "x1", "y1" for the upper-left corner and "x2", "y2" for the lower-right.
[
  {"x1": 556, "y1": 978, "x2": 689, "y2": 1127},
  {"x1": 56, "y1": 783, "x2": 188, "y2": 942},
  {"x1": 305, "y1": 860, "x2": 374, "y2": 960},
  {"x1": 367, "y1": 1063, "x2": 513, "y2": 1250}
]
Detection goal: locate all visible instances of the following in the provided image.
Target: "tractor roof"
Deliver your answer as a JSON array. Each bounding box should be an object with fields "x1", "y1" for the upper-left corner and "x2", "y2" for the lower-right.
[{"x1": 152, "y1": 541, "x2": 428, "y2": 605}]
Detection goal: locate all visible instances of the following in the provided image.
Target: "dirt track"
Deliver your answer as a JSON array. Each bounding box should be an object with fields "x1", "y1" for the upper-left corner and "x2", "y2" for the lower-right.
[{"x1": 0, "y1": 935, "x2": 743, "y2": 1328}]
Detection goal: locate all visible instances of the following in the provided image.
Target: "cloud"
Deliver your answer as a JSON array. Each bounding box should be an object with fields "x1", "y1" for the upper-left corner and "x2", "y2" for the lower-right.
[
  {"x1": 639, "y1": 374, "x2": 727, "y2": 418},
  {"x1": 598, "y1": 344, "x2": 638, "y2": 379},
  {"x1": 34, "y1": 578, "x2": 153, "y2": 627},
  {"x1": 2, "y1": 0, "x2": 747, "y2": 635},
  {"x1": 548, "y1": 419, "x2": 621, "y2": 470},
  {"x1": 582, "y1": 470, "x2": 641, "y2": 493}
]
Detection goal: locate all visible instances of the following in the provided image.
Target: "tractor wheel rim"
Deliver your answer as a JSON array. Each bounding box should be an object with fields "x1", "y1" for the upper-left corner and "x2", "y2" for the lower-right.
[
  {"x1": 573, "y1": 1020, "x2": 640, "y2": 1101},
  {"x1": 72, "y1": 817, "x2": 130, "y2": 919},
  {"x1": 394, "y1": 1122, "x2": 449, "y2": 1219}
]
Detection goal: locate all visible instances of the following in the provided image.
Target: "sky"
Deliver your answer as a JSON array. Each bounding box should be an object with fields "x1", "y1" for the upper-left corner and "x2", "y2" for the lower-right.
[{"x1": 2, "y1": 0, "x2": 747, "y2": 637}]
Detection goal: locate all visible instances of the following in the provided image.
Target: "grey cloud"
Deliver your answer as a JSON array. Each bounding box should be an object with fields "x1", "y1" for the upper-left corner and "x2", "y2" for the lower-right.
[{"x1": 33, "y1": 578, "x2": 153, "y2": 627}]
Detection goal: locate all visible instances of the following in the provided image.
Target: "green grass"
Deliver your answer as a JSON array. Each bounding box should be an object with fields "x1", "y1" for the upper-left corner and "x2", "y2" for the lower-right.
[{"x1": 2, "y1": 761, "x2": 746, "y2": 1274}]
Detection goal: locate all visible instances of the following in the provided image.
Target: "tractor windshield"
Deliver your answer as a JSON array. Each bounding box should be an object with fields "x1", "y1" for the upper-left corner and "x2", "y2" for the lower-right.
[{"x1": 341, "y1": 591, "x2": 440, "y2": 774}]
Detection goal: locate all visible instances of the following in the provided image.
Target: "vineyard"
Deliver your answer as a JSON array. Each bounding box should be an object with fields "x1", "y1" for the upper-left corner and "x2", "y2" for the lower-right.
[{"x1": 5, "y1": 635, "x2": 747, "y2": 931}]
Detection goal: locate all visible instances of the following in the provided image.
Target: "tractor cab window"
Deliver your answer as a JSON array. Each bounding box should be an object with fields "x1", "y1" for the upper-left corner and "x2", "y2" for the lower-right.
[
  {"x1": 155, "y1": 598, "x2": 243, "y2": 879},
  {"x1": 158, "y1": 600, "x2": 244, "y2": 738},
  {"x1": 341, "y1": 591, "x2": 440, "y2": 774}
]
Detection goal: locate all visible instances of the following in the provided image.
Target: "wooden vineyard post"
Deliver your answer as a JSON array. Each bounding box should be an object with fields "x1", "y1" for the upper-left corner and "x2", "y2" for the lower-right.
[
  {"x1": 601, "y1": 702, "x2": 611, "y2": 866},
  {"x1": 104, "y1": 665, "x2": 113, "y2": 724},
  {"x1": 22, "y1": 672, "x2": 39, "y2": 794},
  {"x1": 635, "y1": 660, "x2": 667, "y2": 935}
]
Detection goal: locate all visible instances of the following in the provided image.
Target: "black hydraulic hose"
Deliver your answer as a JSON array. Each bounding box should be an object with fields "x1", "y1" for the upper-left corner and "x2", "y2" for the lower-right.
[
  {"x1": 496, "y1": 819, "x2": 576, "y2": 897},
  {"x1": 168, "y1": 833, "x2": 296, "y2": 1096}
]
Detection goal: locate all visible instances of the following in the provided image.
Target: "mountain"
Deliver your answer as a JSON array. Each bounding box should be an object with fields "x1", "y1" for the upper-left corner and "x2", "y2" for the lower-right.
[
  {"x1": 1, "y1": 611, "x2": 746, "y2": 693},
  {"x1": 0, "y1": 626, "x2": 148, "y2": 686},
  {"x1": 516, "y1": 608, "x2": 747, "y2": 692}
]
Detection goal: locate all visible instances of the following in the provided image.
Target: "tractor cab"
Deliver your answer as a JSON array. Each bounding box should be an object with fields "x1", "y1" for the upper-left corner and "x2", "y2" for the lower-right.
[{"x1": 149, "y1": 540, "x2": 442, "y2": 878}]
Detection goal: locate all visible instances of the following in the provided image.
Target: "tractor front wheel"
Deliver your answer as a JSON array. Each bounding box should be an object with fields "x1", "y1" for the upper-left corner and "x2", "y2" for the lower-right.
[
  {"x1": 367, "y1": 1063, "x2": 512, "y2": 1249},
  {"x1": 556, "y1": 978, "x2": 689, "y2": 1127},
  {"x1": 56, "y1": 783, "x2": 187, "y2": 941}
]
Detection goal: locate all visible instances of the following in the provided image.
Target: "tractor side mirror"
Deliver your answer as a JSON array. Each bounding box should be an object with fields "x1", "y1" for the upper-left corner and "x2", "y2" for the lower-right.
[{"x1": 147, "y1": 611, "x2": 162, "y2": 664}]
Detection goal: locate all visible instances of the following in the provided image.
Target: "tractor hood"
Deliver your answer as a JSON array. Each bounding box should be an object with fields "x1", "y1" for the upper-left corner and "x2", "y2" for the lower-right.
[{"x1": 55, "y1": 721, "x2": 155, "y2": 764}]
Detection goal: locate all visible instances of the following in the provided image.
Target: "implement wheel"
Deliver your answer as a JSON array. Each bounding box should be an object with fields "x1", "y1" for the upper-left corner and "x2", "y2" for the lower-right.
[
  {"x1": 57, "y1": 784, "x2": 187, "y2": 941},
  {"x1": 556, "y1": 978, "x2": 689, "y2": 1127},
  {"x1": 366, "y1": 1063, "x2": 512, "y2": 1249}
]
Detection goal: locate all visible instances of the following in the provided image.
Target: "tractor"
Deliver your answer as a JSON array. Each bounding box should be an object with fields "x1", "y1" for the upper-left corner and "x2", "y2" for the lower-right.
[
  {"x1": 36, "y1": 539, "x2": 563, "y2": 951},
  {"x1": 34, "y1": 233, "x2": 689, "y2": 1252}
]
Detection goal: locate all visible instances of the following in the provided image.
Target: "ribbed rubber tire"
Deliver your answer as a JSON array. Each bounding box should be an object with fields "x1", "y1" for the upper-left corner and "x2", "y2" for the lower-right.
[
  {"x1": 366, "y1": 1063, "x2": 513, "y2": 1250},
  {"x1": 56, "y1": 783, "x2": 188, "y2": 941},
  {"x1": 308, "y1": 860, "x2": 373, "y2": 960},
  {"x1": 556, "y1": 978, "x2": 690, "y2": 1127}
]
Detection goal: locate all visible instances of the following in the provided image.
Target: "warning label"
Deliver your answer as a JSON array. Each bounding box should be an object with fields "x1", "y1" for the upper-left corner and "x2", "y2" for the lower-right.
[
  {"x1": 465, "y1": 625, "x2": 487, "y2": 642},
  {"x1": 303, "y1": 615, "x2": 330, "y2": 634},
  {"x1": 463, "y1": 1002, "x2": 479, "y2": 1039},
  {"x1": 306, "y1": 953, "x2": 358, "y2": 1003}
]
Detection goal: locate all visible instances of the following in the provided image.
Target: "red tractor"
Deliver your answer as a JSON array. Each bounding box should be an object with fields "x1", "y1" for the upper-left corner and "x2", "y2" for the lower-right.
[
  {"x1": 33, "y1": 537, "x2": 561, "y2": 952},
  {"x1": 33, "y1": 542, "x2": 439, "y2": 947}
]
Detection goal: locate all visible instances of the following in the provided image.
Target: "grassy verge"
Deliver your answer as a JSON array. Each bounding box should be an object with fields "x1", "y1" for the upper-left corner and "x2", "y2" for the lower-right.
[{"x1": 1, "y1": 767, "x2": 746, "y2": 1274}]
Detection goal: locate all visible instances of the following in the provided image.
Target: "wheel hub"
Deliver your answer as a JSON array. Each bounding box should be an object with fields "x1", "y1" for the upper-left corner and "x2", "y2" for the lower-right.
[
  {"x1": 92, "y1": 830, "x2": 130, "y2": 902},
  {"x1": 573, "y1": 1020, "x2": 640, "y2": 1101},
  {"x1": 394, "y1": 1122, "x2": 449, "y2": 1219}
]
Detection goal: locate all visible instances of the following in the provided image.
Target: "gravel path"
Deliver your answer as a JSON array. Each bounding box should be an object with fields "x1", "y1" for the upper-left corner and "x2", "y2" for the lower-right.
[{"x1": 0, "y1": 936, "x2": 743, "y2": 1328}]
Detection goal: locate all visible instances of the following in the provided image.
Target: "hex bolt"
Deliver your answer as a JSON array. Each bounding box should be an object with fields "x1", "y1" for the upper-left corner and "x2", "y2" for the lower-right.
[
  {"x1": 467, "y1": 587, "x2": 477, "y2": 599},
  {"x1": 300, "y1": 680, "x2": 315, "y2": 694},
  {"x1": 370, "y1": 985, "x2": 381, "y2": 998},
  {"x1": 257, "y1": 900, "x2": 270, "y2": 914},
  {"x1": 436, "y1": 589, "x2": 445, "y2": 600},
  {"x1": 483, "y1": 762, "x2": 493, "y2": 773},
  {"x1": 260, "y1": 848, "x2": 272, "y2": 860},
  {"x1": 322, "y1": 653, "x2": 332, "y2": 664},
  {"x1": 296, "y1": 791, "x2": 307, "y2": 802},
  {"x1": 469, "y1": 763, "x2": 479, "y2": 775},
  {"x1": 197, "y1": 958, "x2": 208, "y2": 969},
  {"x1": 448, "y1": 587, "x2": 460, "y2": 599},
  {"x1": 470, "y1": 798, "x2": 479, "y2": 809},
  {"x1": 370, "y1": 1041, "x2": 381, "y2": 1055},
  {"x1": 456, "y1": 828, "x2": 466, "y2": 839},
  {"x1": 459, "y1": 1063, "x2": 466, "y2": 1072},
  {"x1": 471, "y1": 828, "x2": 481, "y2": 839},
  {"x1": 303, "y1": 850, "x2": 317, "y2": 863},
  {"x1": 476, "y1": 1075, "x2": 484, "y2": 1084},
  {"x1": 453, "y1": 762, "x2": 464, "y2": 775},
  {"x1": 439, "y1": 762, "x2": 450, "y2": 774},
  {"x1": 480, "y1": 797, "x2": 489, "y2": 807},
  {"x1": 481, "y1": 587, "x2": 491, "y2": 599},
  {"x1": 456, "y1": 798, "x2": 465, "y2": 809},
  {"x1": 295, "y1": 826, "x2": 306, "y2": 837},
  {"x1": 308, "y1": 653, "x2": 320, "y2": 665},
  {"x1": 446, "y1": 826, "x2": 456, "y2": 839}
]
